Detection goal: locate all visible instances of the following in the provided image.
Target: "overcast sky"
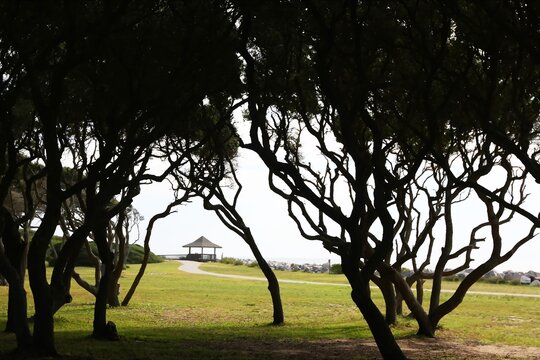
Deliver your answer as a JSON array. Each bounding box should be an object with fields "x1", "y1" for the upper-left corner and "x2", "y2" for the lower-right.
[{"x1": 131, "y1": 146, "x2": 540, "y2": 273}]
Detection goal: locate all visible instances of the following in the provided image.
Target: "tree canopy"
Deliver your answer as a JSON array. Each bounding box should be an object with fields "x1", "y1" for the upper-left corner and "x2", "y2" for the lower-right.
[{"x1": 0, "y1": 1, "x2": 539, "y2": 359}]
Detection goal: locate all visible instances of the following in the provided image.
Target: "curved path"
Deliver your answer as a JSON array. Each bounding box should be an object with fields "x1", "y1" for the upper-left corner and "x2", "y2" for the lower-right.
[
  {"x1": 178, "y1": 260, "x2": 540, "y2": 298},
  {"x1": 178, "y1": 260, "x2": 348, "y2": 286}
]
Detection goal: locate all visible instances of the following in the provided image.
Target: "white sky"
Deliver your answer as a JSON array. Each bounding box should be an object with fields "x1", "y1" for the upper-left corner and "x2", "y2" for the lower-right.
[{"x1": 131, "y1": 148, "x2": 540, "y2": 273}]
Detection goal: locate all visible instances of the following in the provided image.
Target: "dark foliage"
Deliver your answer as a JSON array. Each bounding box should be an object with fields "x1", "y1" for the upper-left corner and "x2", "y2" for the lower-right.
[{"x1": 47, "y1": 242, "x2": 162, "y2": 267}]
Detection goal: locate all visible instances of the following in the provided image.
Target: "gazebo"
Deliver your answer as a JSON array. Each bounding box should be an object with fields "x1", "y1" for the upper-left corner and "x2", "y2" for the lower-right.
[{"x1": 183, "y1": 236, "x2": 222, "y2": 262}]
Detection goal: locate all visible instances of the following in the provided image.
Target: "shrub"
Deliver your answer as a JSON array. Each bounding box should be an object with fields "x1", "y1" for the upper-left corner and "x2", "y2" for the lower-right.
[
  {"x1": 126, "y1": 244, "x2": 163, "y2": 264},
  {"x1": 220, "y1": 257, "x2": 238, "y2": 265},
  {"x1": 330, "y1": 264, "x2": 343, "y2": 274},
  {"x1": 220, "y1": 257, "x2": 248, "y2": 266},
  {"x1": 482, "y1": 276, "x2": 503, "y2": 284},
  {"x1": 247, "y1": 261, "x2": 259, "y2": 268},
  {"x1": 47, "y1": 242, "x2": 162, "y2": 267},
  {"x1": 442, "y1": 275, "x2": 461, "y2": 282}
]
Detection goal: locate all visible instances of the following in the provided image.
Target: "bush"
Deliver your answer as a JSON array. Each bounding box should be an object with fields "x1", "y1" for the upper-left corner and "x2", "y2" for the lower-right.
[
  {"x1": 47, "y1": 242, "x2": 162, "y2": 267},
  {"x1": 220, "y1": 257, "x2": 238, "y2": 265},
  {"x1": 482, "y1": 276, "x2": 503, "y2": 284},
  {"x1": 220, "y1": 257, "x2": 249, "y2": 266},
  {"x1": 126, "y1": 244, "x2": 163, "y2": 264},
  {"x1": 330, "y1": 264, "x2": 343, "y2": 274},
  {"x1": 247, "y1": 261, "x2": 259, "y2": 268}
]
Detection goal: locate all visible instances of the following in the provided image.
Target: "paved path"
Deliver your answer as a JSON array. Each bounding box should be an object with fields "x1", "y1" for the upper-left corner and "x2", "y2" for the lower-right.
[
  {"x1": 178, "y1": 260, "x2": 348, "y2": 286},
  {"x1": 178, "y1": 260, "x2": 540, "y2": 298}
]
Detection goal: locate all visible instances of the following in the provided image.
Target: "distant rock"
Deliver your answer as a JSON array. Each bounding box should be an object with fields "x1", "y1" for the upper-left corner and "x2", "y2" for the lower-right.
[
  {"x1": 520, "y1": 275, "x2": 532, "y2": 285},
  {"x1": 266, "y1": 260, "x2": 328, "y2": 273},
  {"x1": 531, "y1": 280, "x2": 540, "y2": 287},
  {"x1": 484, "y1": 270, "x2": 499, "y2": 278},
  {"x1": 503, "y1": 271, "x2": 522, "y2": 282}
]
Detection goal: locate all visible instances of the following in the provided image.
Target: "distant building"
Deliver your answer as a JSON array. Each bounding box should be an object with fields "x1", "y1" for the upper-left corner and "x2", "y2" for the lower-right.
[{"x1": 182, "y1": 236, "x2": 222, "y2": 262}]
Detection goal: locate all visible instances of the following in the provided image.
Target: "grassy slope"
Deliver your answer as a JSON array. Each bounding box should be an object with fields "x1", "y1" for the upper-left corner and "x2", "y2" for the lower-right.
[{"x1": 0, "y1": 261, "x2": 538, "y2": 359}]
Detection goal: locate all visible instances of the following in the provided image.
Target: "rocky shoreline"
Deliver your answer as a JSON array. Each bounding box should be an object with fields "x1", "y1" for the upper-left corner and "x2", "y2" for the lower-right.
[{"x1": 227, "y1": 258, "x2": 540, "y2": 286}]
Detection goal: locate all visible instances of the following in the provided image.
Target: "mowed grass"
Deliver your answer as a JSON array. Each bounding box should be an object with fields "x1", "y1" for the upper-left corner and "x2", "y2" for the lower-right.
[
  {"x1": 0, "y1": 261, "x2": 538, "y2": 359},
  {"x1": 201, "y1": 262, "x2": 540, "y2": 295}
]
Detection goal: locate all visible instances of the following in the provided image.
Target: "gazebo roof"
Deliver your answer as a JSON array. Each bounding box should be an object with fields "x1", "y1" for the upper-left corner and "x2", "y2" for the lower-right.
[{"x1": 182, "y1": 236, "x2": 222, "y2": 249}]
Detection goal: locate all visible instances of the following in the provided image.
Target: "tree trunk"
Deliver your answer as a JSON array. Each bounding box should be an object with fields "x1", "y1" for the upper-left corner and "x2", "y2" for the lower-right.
[
  {"x1": 28, "y1": 105, "x2": 64, "y2": 356},
  {"x1": 0, "y1": 242, "x2": 31, "y2": 350},
  {"x1": 341, "y1": 259, "x2": 406, "y2": 360},
  {"x1": 395, "y1": 291, "x2": 404, "y2": 316},
  {"x1": 2, "y1": 264, "x2": 32, "y2": 348},
  {"x1": 1, "y1": 208, "x2": 29, "y2": 340},
  {"x1": 20, "y1": 223, "x2": 30, "y2": 281},
  {"x1": 416, "y1": 279, "x2": 424, "y2": 306},
  {"x1": 429, "y1": 262, "x2": 500, "y2": 329},
  {"x1": 122, "y1": 202, "x2": 179, "y2": 306},
  {"x1": 244, "y1": 230, "x2": 284, "y2": 325},
  {"x1": 28, "y1": 209, "x2": 61, "y2": 356},
  {"x1": 92, "y1": 216, "x2": 118, "y2": 340},
  {"x1": 51, "y1": 225, "x2": 90, "y2": 314},
  {"x1": 374, "y1": 276, "x2": 397, "y2": 325},
  {"x1": 108, "y1": 212, "x2": 127, "y2": 307},
  {"x1": 380, "y1": 263, "x2": 435, "y2": 337},
  {"x1": 85, "y1": 239, "x2": 102, "y2": 286},
  {"x1": 121, "y1": 241, "x2": 149, "y2": 306}
]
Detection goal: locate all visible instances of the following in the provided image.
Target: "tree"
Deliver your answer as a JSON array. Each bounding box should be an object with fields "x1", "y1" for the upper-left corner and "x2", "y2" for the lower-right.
[
  {"x1": 0, "y1": 207, "x2": 32, "y2": 350},
  {"x1": 121, "y1": 195, "x2": 193, "y2": 307},
  {"x1": 1, "y1": 0, "x2": 242, "y2": 354},
  {"x1": 234, "y1": 1, "x2": 540, "y2": 358},
  {"x1": 235, "y1": 2, "x2": 425, "y2": 357},
  {"x1": 193, "y1": 155, "x2": 285, "y2": 325}
]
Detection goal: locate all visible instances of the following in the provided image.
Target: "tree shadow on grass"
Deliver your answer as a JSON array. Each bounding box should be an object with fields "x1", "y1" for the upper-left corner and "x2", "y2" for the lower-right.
[
  {"x1": 2, "y1": 324, "x2": 537, "y2": 360},
  {"x1": 0, "y1": 324, "x2": 383, "y2": 360}
]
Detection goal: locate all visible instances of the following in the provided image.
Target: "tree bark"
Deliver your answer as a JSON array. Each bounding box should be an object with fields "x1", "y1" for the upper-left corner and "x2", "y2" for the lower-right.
[
  {"x1": 429, "y1": 262, "x2": 500, "y2": 329},
  {"x1": 92, "y1": 214, "x2": 118, "y2": 340},
  {"x1": 416, "y1": 279, "x2": 424, "y2": 306},
  {"x1": 380, "y1": 264, "x2": 435, "y2": 337},
  {"x1": 0, "y1": 210, "x2": 32, "y2": 350},
  {"x1": 27, "y1": 98, "x2": 64, "y2": 356},
  {"x1": 395, "y1": 291, "x2": 404, "y2": 316},
  {"x1": 121, "y1": 240, "x2": 150, "y2": 306},
  {"x1": 28, "y1": 196, "x2": 62, "y2": 356},
  {"x1": 244, "y1": 229, "x2": 284, "y2": 325},
  {"x1": 342, "y1": 262, "x2": 406, "y2": 360},
  {"x1": 1, "y1": 208, "x2": 29, "y2": 334},
  {"x1": 51, "y1": 224, "x2": 91, "y2": 314},
  {"x1": 122, "y1": 203, "x2": 176, "y2": 306},
  {"x1": 373, "y1": 276, "x2": 397, "y2": 325},
  {"x1": 108, "y1": 211, "x2": 127, "y2": 307},
  {"x1": 28, "y1": 219, "x2": 59, "y2": 356},
  {"x1": 0, "y1": 255, "x2": 32, "y2": 348}
]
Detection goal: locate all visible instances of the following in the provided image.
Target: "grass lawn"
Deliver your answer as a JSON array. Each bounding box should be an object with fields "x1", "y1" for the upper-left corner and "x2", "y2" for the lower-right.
[
  {"x1": 201, "y1": 262, "x2": 540, "y2": 295},
  {"x1": 0, "y1": 261, "x2": 539, "y2": 359}
]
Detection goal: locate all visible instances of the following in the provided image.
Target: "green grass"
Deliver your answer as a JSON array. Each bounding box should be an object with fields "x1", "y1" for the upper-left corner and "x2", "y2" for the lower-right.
[
  {"x1": 201, "y1": 262, "x2": 540, "y2": 294},
  {"x1": 0, "y1": 261, "x2": 539, "y2": 359},
  {"x1": 201, "y1": 262, "x2": 351, "y2": 283}
]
